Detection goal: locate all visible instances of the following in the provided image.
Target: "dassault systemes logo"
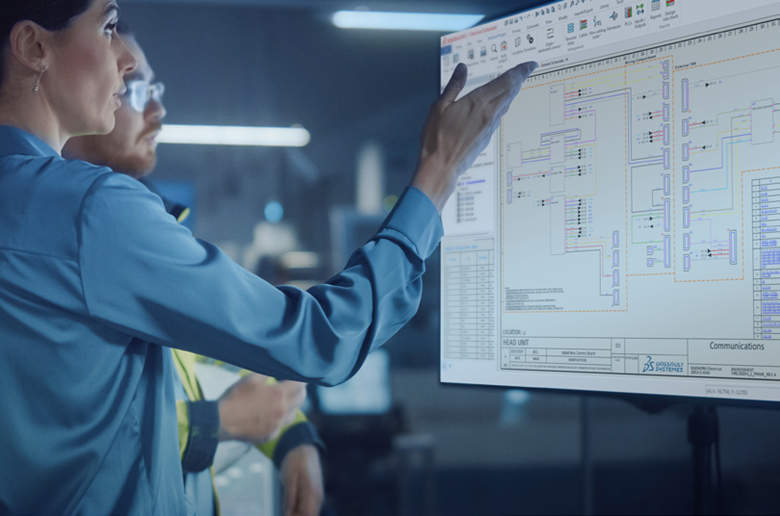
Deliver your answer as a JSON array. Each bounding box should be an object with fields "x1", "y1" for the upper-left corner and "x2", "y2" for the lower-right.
[{"x1": 642, "y1": 355, "x2": 685, "y2": 373}]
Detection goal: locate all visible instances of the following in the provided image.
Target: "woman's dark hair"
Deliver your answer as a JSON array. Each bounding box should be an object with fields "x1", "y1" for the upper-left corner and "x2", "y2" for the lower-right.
[{"x1": 0, "y1": 0, "x2": 92, "y2": 84}]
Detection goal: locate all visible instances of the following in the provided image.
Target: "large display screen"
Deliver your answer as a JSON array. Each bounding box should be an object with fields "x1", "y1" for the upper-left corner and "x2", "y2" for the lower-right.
[{"x1": 439, "y1": 0, "x2": 780, "y2": 402}]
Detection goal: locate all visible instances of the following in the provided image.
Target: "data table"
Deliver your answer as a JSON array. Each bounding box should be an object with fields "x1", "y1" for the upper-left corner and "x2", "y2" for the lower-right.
[
  {"x1": 753, "y1": 177, "x2": 780, "y2": 340},
  {"x1": 442, "y1": 241, "x2": 496, "y2": 361}
]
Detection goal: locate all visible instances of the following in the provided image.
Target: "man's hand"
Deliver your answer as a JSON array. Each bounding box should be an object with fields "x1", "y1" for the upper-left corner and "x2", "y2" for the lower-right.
[
  {"x1": 217, "y1": 374, "x2": 306, "y2": 443},
  {"x1": 280, "y1": 444, "x2": 324, "y2": 516},
  {"x1": 411, "y1": 60, "x2": 537, "y2": 213}
]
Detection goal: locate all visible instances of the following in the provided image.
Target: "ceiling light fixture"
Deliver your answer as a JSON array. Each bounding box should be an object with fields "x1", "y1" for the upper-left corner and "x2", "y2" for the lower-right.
[
  {"x1": 157, "y1": 125, "x2": 311, "y2": 147},
  {"x1": 332, "y1": 11, "x2": 484, "y2": 31}
]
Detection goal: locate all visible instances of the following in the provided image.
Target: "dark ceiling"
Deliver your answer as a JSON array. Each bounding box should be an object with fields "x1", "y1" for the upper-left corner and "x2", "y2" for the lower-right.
[
  {"x1": 122, "y1": 0, "x2": 539, "y2": 17},
  {"x1": 119, "y1": 0, "x2": 544, "y2": 136}
]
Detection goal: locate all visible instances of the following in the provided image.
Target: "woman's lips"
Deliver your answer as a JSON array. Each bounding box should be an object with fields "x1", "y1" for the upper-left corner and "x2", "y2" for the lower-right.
[{"x1": 113, "y1": 87, "x2": 126, "y2": 108}]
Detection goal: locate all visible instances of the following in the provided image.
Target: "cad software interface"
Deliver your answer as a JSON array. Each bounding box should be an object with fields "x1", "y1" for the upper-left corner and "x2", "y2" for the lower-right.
[{"x1": 439, "y1": 0, "x2": 780, "y2": 402}]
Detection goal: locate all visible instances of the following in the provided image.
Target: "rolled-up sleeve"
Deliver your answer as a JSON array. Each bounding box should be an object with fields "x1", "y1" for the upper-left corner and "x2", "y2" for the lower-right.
[{"x1": 78, "y1": 173, "x2": 442, "y2": 386}]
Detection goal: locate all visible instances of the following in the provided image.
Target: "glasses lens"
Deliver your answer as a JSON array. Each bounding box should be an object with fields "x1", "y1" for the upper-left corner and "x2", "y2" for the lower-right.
[
  {"x1": 123, "y1": 81, "x2": 164, "y2": 112},
  {"x1": 149, "y1": 82, "x2": 165, "y2": 105},
  {"x1": 125, "y1": 81, "x2": 149, "y2": 112}
]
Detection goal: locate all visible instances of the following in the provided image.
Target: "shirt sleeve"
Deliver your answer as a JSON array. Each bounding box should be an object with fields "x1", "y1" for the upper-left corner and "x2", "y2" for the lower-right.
[
  {"x1": 180, "y1": 400, "x2": 220, "y2": 473},
  {"x1": 257, "y1": 409, "x2": 324, "y2": 469},
  {"x1": 78, "y1": 173, "x2": 442, "y2": 386},
  {"x1": 269, "y1": 421, "x2": 325, "y2": 470}
]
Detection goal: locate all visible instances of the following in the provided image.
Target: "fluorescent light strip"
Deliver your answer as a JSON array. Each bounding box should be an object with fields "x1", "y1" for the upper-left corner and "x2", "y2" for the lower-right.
[
  {"x1": 332, "y1": 11, "x2": 484, "y2": 32},
  {"x1": 157, "y1": 125, "x2": 310, "y2": 147}
]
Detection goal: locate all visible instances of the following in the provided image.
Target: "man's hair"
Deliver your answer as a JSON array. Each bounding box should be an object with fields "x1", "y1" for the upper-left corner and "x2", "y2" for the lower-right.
[{"x1": 0, "y1": 0, "x2": 92, "y2": 86}]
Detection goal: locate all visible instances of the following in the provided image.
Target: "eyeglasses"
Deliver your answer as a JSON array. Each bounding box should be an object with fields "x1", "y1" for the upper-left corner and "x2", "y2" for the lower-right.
[{"x1": 123, "y1": 81, "x2": 165, "y2": 113}]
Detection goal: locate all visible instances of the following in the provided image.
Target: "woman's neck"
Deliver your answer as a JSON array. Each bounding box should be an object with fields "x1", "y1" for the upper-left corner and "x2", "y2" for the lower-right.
[{"x1": 0, "y1": 88, "x2": 64, "y2": 154}]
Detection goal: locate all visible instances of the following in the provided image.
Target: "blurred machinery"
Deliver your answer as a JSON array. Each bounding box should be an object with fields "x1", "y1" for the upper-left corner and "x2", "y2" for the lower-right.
[{"x1": 310, "y1": 350, "x2": 436, "y2": 516}]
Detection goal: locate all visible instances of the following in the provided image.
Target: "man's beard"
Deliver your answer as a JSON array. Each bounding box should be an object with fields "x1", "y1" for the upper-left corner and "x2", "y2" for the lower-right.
[
  {"x1": 110, "y1": 124, "x2": 162, "y2": 178},
  {"x1": 111, "y1": 150, "x2": 158, "y2": 179}
]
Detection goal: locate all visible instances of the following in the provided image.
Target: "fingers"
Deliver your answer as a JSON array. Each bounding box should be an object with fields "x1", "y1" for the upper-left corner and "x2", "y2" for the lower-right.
[
  {"x1": 471, "y1": 60, "x2": 537, "y2": 106},
  {"x1": 295, "y1": 491, "x2": 321, "y2": 516},
  {"x1": 502, "y1": 61, "x2": 538, "y2": 94},
  {"x1": 267, "y1": 426, "x2": 283, "y2": 443},
  {"x1": 513, "y1": 60, "x2": 539, "y2": 82},
  {"x1": 439, "y1": 62, "x2": 468, "y2": 105},
  {"x1": 488, "y1": 61, "x2": 537, "y2": 105},
  {"x1": 279, "y1": 405, "x2": 298, "y2": 429},
  {"x1": 279, "y1": 381, "x2": 307, "y2": 410},
  {"x1": 282, "y1": 447, "x2": 324, "y2": 516},
  {"x1": 489, "y1": 61, "x2": 538, "y2": 110},
  {"x1": 284, "y1": 467, "x2": 299, "y2": 516},
  {"x1": 292, "y1": 386, "x2": 306, "y2": 410}
]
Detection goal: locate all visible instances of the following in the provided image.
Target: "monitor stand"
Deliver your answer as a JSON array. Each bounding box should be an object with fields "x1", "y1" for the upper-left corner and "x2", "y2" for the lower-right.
[
  {"x1": 625, "y1": 398, "x2": 721, "y2": 516},
  {"x1": 687, "y1": 405, "x2": 720, "y2": 516}
]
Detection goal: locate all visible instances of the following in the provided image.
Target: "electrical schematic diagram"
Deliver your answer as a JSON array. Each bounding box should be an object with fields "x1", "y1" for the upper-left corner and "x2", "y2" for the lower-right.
[
  {"x1": 497, "y1": 19, "x2": 780, "y2": 379},
  {"x1": 501, "y1": 53, "x2": 647, "y2": 313},
  {"x1": 674, "y1": 31, "x2": 776, "y2": 284}
]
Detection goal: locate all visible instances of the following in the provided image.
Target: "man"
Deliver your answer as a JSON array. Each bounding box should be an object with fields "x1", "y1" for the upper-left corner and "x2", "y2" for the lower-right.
[{"x1": 63, "y1": 26, "x2": 325, "y2": 516}]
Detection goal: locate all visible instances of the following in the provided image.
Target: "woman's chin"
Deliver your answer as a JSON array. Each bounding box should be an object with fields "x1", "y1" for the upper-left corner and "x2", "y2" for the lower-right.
[{"x1": 95, "y1": 116, "x2": 116, "y2": 136}]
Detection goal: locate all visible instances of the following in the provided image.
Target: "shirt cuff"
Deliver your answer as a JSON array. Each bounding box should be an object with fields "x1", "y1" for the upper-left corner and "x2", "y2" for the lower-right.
[
  {"x1": 379, "y1": 186, "x2": 444, "y2": 260},
  {"x1": 181, "y1": 400, "x2": 220, "y2": 473},
  {"x1": 272, "y1": 421, "x2": 325, "y2": 470}
]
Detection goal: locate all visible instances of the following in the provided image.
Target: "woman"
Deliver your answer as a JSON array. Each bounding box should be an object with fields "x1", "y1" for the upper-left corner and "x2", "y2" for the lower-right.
[{"x1": 0, "y1": 0, "x2": 536, "y2": 514}]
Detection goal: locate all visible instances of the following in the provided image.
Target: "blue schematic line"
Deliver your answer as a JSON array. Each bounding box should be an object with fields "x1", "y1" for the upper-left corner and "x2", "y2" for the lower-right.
[
  {"x1": 565, "y1": 92, "x2": 627, "y2": 106},
  {"x1": 691, "y1": 133, "x2": 750, "y2": 193}
]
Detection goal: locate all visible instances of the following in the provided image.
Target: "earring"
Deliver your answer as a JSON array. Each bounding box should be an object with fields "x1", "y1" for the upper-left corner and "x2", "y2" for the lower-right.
[{"x1": 32, "y1": 66, "x2": 46, "y2": 93}]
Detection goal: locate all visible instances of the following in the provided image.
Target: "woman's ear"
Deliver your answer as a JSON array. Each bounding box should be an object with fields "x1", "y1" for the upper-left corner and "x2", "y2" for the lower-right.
[{"x1": 7, "y1": 20, "x2": 50, "y2": 75}]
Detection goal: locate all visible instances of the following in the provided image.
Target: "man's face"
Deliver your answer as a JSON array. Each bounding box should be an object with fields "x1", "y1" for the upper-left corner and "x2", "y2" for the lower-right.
[{"x1": 63, "y1": 35, "x2": 165, "y2": 178}]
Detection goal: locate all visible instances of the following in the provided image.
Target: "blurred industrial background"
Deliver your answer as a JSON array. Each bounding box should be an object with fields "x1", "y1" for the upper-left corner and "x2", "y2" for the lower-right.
[{"x1": 120, "y1": 1, "x2": 780, "y2": 514}]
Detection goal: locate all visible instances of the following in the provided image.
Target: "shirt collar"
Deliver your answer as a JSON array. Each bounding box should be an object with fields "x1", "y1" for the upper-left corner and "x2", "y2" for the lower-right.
[{"x1": 0, "y1": 126, "x2": 60, "y2": 159}]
